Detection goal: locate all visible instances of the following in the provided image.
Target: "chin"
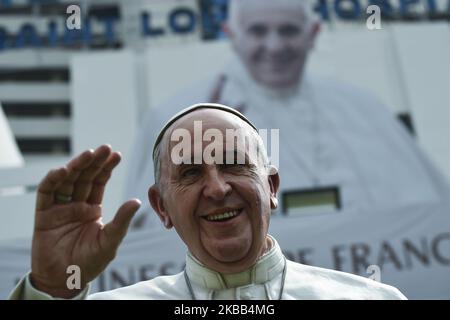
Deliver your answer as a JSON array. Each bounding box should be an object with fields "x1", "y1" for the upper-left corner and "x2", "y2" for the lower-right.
[
  {"x1": 208, "y1": 238, "x2": 253, "y2": 263},
  {"x1": 213, "y1": 249, "x2": 247, "y2": 263},
  {"x1": 256, "y1": 75, "x2": 298, "y2": 90}
]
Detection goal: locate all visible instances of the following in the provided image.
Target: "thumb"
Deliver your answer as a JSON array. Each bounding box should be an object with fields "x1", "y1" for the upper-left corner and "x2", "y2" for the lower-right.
[{"x1": 102, "y1": 199, "x2": 141, "y2": 250}]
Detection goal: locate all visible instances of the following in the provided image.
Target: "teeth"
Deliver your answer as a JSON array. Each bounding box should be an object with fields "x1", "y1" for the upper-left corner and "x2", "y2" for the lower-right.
[{"x1": 205, "y1": 210, "x2": 240, "y2": 221}]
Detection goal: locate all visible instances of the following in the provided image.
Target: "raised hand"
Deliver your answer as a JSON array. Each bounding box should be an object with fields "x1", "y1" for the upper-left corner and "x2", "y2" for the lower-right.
[{"x1": 30, "y1": 145, "x2": 141, "y2": 298}]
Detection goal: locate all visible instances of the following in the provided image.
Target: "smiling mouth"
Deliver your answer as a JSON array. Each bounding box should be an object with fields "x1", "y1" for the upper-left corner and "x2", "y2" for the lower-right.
[{"x1": 202, "y1": 209, "x2": 243, "y2": 222}]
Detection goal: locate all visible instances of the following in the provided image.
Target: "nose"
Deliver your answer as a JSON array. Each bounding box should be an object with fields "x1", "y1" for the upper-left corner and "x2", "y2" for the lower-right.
[
  {"x1": 264, "y1": 31, "x2": 284, "y2": 53},
  {"x1": 202, "y1": 167, "x2": 232, "y2": 201}
]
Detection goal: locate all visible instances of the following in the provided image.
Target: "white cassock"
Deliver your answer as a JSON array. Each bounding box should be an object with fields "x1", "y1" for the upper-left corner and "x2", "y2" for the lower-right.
[
  {"x1": 9, "y1": 236, "x2": 406, "y2": 300},
  {"x1": 0, "y1": 103, "x2": 23, "y2": 168},
  {"x1": 124, "y1": 58, "x2": 450, "y2": 229}
]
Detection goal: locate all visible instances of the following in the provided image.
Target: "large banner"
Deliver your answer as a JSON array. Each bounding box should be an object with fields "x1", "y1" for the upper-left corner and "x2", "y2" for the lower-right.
[
  {"x1": 1, "y1": 0, "x2": 449, "y2": 301},
  {"x1": 1, "y1": 201, "x2": 449, "y2": 299}
]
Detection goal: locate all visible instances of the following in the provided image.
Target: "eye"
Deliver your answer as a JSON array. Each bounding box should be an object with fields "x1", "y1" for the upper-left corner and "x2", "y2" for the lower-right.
[
  {"x1": 248, "y1": 24, "x2": 268, "y2": 38},
  {"x1": 222, "y1": 162, "x2": 246, "y2": 169},
  {"x1": 220, "y1": 159, "x2": 252, "y2": 172},
  {"x1": 278, "y1": 25, "x2": 301, "y2": 37},
  {"x1": 181, "y1": 167, "x2": 202, "y2": 178}
]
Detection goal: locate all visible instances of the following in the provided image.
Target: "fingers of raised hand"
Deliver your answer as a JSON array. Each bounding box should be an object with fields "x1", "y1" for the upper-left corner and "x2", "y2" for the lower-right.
[
  {"x1": 36, "y1": 148, "x2": 96, "y2": 211},
  {"x1": 36, "y1": 167, "x2": 69, "y2": 211},
  {"x1": 71, "y1": 145, "x2": 113, "y2": 202},
  {"x1": 52, "y1": 149, "x2": 96, "y2": 204},
  {"x1": 37, "y1": 145, "x2": 121, "y2": 212},
  {"x1": 87, "y1": 152, "x2": 121, "y2": 205}
]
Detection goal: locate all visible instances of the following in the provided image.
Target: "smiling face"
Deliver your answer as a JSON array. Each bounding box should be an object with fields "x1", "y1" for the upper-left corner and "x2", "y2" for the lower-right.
[
  {"x1": 148, "y1": 109, "x2": 279, "y2": 273},
  {"x1": 228, "y1": 1, "x2": 319, "y2": 89}
]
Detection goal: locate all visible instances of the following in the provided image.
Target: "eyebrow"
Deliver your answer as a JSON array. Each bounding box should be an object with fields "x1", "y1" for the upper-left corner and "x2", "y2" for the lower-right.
[
  {"x1": 173, "y1": 163, "x2": 202, "y2": 177},
  {"x1": 278, "y1": 24, "x2": 301, "y2": 33},
  {"x1": 172, "y1": 149, "x2": 250, "y2": 167},
  {"x1": 224, "y1": 149, "x2": 248, "y2": 164},
  {"x1": 174, "y1": 154, "x2": 197, "y2": 165}
]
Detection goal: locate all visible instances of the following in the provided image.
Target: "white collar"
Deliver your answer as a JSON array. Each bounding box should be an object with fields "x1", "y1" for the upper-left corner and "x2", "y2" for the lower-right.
[{"x1": 185, "y1": 236, "x2": 285, "y2": 290}]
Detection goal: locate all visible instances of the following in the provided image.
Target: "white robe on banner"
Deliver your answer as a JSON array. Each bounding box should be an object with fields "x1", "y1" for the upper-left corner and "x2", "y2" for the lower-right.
[{"x1": 124, "y1": 59, "x2": 450, "y2": 229}]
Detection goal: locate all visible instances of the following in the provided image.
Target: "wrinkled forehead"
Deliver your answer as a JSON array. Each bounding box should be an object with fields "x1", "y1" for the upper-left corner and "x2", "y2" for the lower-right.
[
  {"x1": 163, "y1": 109, "x2": 255, "y2": 147},
  {"x1": 153, "y1": 104, "x2": 258, "y2": 159},
  {"x1": 229, "y1": 0, "x2": 313, "y2": 36},
  {"x1": 158, "y1": 109, "x2": 261, "y2": 166}
]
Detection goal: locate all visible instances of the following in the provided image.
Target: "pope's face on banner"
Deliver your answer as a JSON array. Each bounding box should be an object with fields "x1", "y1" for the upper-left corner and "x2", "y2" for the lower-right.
[
  {"x1": 228, "y1": 2, "x2": 319, "y2": 89},
  {"x1": 149, "y1": 109, "x2": 279, "y2": 273}
]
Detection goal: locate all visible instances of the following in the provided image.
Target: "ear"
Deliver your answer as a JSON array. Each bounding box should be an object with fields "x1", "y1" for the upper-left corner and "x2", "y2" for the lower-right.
[
  {"x1": 223, "y1": 23, "x2": 240, "y2": 52},
  {"x1": 148, "y1": 185, "x2": 173, "y2": 229},
  {"x1": 267, "y1": 166, "x2": 280, "y2": 210},
  {"x1": 307, "y1": 21, "x2": 321, "y2": 50},
  {"x1": 222, "y1": 22, "x2": 234, "y2": 39}
]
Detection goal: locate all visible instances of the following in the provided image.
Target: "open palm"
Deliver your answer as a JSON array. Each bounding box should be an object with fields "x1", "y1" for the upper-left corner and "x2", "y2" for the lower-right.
[{"x1": 30, "y1": 145, "x2": 141, "y2": 298}]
